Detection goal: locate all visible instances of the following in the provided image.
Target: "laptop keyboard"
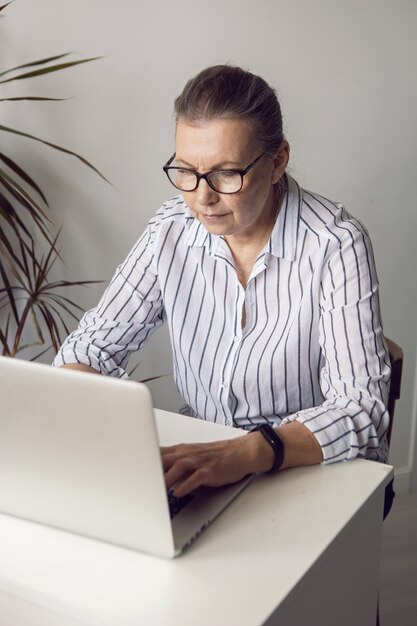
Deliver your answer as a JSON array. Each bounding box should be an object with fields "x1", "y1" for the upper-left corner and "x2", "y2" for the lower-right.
[{"x1": 168, "y1": 490, "x2": 196, "y2": 519}]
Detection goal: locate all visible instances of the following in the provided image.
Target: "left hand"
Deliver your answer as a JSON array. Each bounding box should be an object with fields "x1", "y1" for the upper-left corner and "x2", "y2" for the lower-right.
[
  {"x1": 161, "y1": 433, "x2": 274, "y2": 497},
  {"x1": 161, "y1": 421, "x2": 324, "y2": 497}
]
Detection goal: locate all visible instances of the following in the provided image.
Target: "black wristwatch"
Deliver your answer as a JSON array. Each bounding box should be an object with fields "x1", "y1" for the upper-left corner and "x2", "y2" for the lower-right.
[{"x1": 250, "y1": 423, "x2": 285, "y2": 472}]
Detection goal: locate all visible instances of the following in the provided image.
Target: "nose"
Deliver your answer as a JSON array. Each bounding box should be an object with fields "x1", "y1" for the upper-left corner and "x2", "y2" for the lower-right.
[{"x1": 195, "y1": 177, "x2": 218, "y2": 206}]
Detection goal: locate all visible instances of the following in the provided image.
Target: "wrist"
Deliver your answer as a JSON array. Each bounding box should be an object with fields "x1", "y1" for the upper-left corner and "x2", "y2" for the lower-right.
[
  {"x1": 244, "y1": 427, "x2": 282, "y2": 474},
  {"x1": 249, "y1": 424, "x2": 285, "y2": 472}
]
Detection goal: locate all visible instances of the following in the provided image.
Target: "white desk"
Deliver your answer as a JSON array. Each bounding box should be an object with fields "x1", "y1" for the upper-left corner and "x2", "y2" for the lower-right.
[{"x1": 0, "y1": 409, "x2": 393, "y2": 626}]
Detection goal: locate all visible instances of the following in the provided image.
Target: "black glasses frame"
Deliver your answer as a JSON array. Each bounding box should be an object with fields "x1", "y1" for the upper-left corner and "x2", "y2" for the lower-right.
[{"x1": 162, "y1": 152, "x2": 265, "y2": 194}]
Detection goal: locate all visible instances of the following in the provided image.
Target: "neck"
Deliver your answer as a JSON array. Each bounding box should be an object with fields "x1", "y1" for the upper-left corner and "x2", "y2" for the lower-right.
[{"x1": 226, "y1": 182, "x2": 284, "y2": 254}]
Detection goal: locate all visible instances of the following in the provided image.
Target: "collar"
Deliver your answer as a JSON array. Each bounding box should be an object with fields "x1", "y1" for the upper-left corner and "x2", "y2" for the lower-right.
[
  {"x1": 266, "y1": 174, "x2": 301, "y2": 262},
  {"x1": 183, "y1": 202, "x2": 216, "y2": 254}
]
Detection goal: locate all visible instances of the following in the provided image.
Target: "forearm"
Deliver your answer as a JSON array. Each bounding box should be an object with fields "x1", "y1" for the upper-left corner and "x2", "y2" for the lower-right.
[
  {"x1": 163, "y1": 421, "x2": 324, "y2": 497},
  {"x1": 280, "y1": 389, "x2": 389, "y2": 464},
  {"x1": 275, "y1": 421, "x2": 323, "y2": 468},
  {"x1": 246, "y1": 421, "x2": 323, "y2": 473}
]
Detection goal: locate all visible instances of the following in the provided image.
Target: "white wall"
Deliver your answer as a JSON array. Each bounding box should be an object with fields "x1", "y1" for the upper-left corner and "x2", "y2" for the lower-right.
[{"x1": 2, "y1": 0, "x2": 416, "y2": 490}]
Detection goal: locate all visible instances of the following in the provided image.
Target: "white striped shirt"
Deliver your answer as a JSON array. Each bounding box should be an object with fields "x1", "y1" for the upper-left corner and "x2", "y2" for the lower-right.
[{"x1": 54, "y1": 175, "x2": 391, "y2": 464}]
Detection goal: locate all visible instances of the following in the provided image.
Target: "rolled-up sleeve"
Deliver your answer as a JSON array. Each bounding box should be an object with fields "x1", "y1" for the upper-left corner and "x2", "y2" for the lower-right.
[
  {"x1": 53, "y1": 226, "x2": 165, "y2": 378},
  {"x1": 281, "y1": 224, "x2": 391, "y2": 463}
]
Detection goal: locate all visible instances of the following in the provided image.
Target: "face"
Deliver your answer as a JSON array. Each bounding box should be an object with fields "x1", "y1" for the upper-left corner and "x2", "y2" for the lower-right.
[{"x1": 175, "y1": 118, "x2": 289, "y2": 243}]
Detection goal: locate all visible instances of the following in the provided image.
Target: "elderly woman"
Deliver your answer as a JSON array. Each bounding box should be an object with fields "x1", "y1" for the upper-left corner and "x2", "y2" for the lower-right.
[{"x1": 54, "y1": 65, "x2": 391, "y2": 499}]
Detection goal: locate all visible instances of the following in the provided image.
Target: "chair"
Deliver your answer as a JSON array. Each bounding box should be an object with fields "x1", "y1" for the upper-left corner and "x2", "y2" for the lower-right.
[
  {"x1": 376, "y1": 336, "x2": 403, "y2": 626},
  {"x1": 385, "y1": 337, "x2": 404, "y2": 448}
]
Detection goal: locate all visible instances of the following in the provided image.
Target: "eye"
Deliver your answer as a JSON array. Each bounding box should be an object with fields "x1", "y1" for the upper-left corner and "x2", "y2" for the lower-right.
[
  {"x1": 173, "y1": 168, "x2": 198, "y2": 191},
  {"x1": 217, "y1": 170, "x2": 237, "y2": 178},
  {"x1": 209, "y1": 170, "x2": 242, "y2": 193}
]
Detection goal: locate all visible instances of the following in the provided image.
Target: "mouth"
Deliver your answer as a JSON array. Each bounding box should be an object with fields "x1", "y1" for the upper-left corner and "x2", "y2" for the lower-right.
[{"x1": 201, "y1": 212, "x2": 229, "y2": 221}]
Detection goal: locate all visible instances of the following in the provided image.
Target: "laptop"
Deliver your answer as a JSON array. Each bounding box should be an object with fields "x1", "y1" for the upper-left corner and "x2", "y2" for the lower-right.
[{"x1": 0, "y1": 356, "x2": 253, "y2": 558}]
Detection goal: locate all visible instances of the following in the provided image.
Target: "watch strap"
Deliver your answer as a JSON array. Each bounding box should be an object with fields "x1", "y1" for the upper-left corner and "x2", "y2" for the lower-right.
[{"x1": 250, "y1": 423, "x2": 285, "y2": 472}]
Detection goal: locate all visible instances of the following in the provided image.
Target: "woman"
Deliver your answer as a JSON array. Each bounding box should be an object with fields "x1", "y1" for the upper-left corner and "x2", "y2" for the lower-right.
[{"x1": 54, "y1": 65, "x2": 391, "y2": 498}]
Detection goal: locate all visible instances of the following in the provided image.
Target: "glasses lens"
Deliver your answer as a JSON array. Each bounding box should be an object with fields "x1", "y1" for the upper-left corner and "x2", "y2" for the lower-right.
[
  {"x1": 208, "y1": 171, "x2": 242, "y2": 193},
  {"x1": 167, "y1": 168, "x2": 198, "y2": 191}
]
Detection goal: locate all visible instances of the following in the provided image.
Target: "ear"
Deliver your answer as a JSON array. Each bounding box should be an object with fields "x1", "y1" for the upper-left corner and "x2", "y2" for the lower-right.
[{"x1": 271, "y1": 140, "x2": 290, "y2": 185}]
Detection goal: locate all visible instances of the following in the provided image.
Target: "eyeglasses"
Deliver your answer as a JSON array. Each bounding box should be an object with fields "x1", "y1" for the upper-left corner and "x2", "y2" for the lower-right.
[{"x1": 162, "y1": 152, "x2": 265, "y2": 194}]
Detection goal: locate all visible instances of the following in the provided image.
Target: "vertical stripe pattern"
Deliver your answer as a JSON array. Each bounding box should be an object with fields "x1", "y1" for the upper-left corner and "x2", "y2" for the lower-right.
[{"x1": 54, "y1": 176, "x2": 391, "y2": 464}]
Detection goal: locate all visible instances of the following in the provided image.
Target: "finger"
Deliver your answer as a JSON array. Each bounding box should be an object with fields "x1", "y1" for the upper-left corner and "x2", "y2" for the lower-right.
[
  {"x1": 171, "y1": 469, "x2": 206, "y2": 497},
  {"x1": 160, "y1": 444, "x2": 190, "y2": 454},
  {"x1": 161, "y1": 452, "x2": 182, "y2": 471},
  {"x1": 160, "y1": 445, "x2": 193, "y2": 466},
  {"x1": 164, "y1": 457, "x2": 198, "y2": 490}
]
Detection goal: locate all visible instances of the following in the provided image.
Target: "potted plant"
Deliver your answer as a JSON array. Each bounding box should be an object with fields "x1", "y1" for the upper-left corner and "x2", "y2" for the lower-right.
[{"x1": 0, "y1": 1, "x2": 106, "y2": 360}]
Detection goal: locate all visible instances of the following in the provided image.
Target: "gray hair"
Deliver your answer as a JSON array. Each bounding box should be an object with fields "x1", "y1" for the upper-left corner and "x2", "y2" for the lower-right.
[{"x1": 174, "y1": 65, "x2": 284, "y2": 158}]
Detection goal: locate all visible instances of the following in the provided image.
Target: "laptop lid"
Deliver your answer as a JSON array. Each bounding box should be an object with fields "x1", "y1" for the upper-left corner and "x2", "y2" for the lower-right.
[
  {"x1": 0, "y1": 357, "x2": 175, "y2": 557},
  {"x1": 0, "y1": 357, "x2": 252, "y2": 558}
]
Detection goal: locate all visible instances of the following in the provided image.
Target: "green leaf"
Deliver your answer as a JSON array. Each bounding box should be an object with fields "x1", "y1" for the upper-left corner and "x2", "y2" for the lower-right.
[
  {"x1": 0, "y1": 2, "x2": 13, "y2": 13},
  {"x1": 40, "y1": 280, "x2": 101, "y2": 292},
  {"x1": 0, "y1": 238, "x2": 26, "y2": 287},
  {"x1": 0, "y1": 96, "x2": 66, "y2": 102},
  {"x1": 138, "y1": 373, "x2": 170, "y2": 383},
  {"x1": 0, "y1": 53, "x2": 71, "y2": 78},
  {"x1": 0, "y1": 125, "x2": 110, "y2": 184},
  {"x1": 0, "y1": 189, "x2": 35, "y2": 237},
  {"x1": 42, "y1": 293, "x2": 83, "y2": 322},
  {"x1": 17, "y1": 239, "x2": 33, "y2": 291},
  {"x1": 35, "y1": 302, "x2": 61, "y2": 352},
  {"x1": 1, "y1": 313, "x2": 12, "y2": 353},
  {"x1": 43, "y1": 300, "x2": 72, "y2": 335},
  {"x1": 29, "y1": 345, "x2": 53, "y2": 361},
  {"x1": 0, "y1": 167, "x2": 51, "y2": 228},
  {"x1": 0, "y1": 191, "x2": 37, "y2": 268},
  {"x1": 0, "y1": 326, "x2": 11, "y2": 356},
  {"x1": 0, "y1": 152, "x2": 48, "y2": 204},
  {"x1": 0, "y1": 174, "x2": 55, "y2": 254},
  {"x1": 0, "y1": 57, "x2": 103, "y2": 84},
  {"x1": 0, "y1": 258, "x2": 19, "y2": 324},
  {"x1": 0, "y1": 235, "x2": 26, "y2": 279}
]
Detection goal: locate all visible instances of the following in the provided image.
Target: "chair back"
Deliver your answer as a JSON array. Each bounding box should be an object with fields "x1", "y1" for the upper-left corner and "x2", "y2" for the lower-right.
[{"x1": 385, "y1": 337, "x2": 403, "y2": 447}]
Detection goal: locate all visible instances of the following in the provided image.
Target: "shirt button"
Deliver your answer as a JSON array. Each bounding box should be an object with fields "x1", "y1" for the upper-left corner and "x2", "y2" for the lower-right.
[
  {"x1": 233, "y1": 336, "x2": 240, "y2": 343},
  {"x1": 221, "y1": 381, "x2": 228, "y2": 389}
]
